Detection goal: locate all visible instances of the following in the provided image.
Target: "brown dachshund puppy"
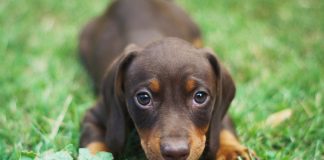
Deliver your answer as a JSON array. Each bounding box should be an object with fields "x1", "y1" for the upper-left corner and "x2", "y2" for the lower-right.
[{"x1": 79, "y1": 0, "x2": 256, "y2": 159}]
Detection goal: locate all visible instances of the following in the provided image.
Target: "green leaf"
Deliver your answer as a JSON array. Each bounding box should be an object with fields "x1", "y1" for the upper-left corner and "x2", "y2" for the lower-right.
[
  {"x1": 20, "y1": 151, "x2": 37, "y2": 160},
  {"x1": 78, "y1": 148, "x2": 113, "y2": 160},
  {"x1": 37, "y1": 151, "x2": 73, "y2": 160}
]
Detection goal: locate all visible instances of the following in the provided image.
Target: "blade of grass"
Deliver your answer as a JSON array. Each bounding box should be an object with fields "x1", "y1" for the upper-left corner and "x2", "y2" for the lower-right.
[{"x1": 49, "y1": 95, "x2": 73, "y2": 140}]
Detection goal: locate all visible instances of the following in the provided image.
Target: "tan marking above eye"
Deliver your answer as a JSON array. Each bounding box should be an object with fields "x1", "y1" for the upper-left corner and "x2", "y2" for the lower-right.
[
  {"x1": 192, "y1": 38, "x2": 204, "y2": 48},
  {"x1": 185, "y1": 79, "x2": 197, "y2": 93},
  {"x1": 149, "y1": 79, "x2": 160, "y2": 93}
]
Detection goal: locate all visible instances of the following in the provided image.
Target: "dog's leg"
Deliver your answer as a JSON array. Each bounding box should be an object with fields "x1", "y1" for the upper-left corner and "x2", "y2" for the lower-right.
[
  {"x1": 80, "y1": 101, "x2": 109, "y2": 154},
  {"x1": 216, "y1": 115, "x2": 257, "y2": 160}
]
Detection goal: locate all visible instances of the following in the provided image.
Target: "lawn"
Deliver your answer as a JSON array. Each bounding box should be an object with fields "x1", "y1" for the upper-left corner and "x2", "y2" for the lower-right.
[{"x1": 0, "y1": 0, "x2": 323, "y2": 159}]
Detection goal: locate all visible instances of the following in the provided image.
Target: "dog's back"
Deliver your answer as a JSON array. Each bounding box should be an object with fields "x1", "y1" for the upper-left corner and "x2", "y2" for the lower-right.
[{"x1": 79, "y1": 0, "x2": 202, "y2": 93}]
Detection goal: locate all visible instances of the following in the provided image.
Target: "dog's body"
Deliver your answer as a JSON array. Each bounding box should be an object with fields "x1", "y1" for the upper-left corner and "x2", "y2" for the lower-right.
[
  {"x1": 79, "y1": 0, "x2": 202, "y2": 93},
  {"x1": 79, "y1": 0, "x2": 256, "y2": 159}
]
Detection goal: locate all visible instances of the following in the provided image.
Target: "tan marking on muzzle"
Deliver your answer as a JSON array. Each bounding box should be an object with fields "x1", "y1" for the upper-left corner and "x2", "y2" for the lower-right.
[
  {"x1": 138, "y1": 128, "x2": 164, "y2": 160},
  {"x1": 187, "y1": 125, "x2": 208, "y2": 159}
]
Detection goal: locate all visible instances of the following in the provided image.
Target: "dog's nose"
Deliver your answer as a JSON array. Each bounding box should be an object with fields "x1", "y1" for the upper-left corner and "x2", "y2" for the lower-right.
[{"x1": 160, "y1": 139, "x2": 189, "y2": 160}]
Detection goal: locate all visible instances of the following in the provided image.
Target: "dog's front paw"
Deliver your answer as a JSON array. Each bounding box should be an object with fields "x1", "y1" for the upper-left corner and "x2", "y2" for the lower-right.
[{"x1": 216, "y1": 144, "x2": 258, "y2": 160}]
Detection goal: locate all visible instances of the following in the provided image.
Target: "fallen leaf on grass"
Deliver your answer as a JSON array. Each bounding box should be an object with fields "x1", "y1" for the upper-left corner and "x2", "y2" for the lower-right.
[{"x1": 265, "y1": 108, "x2": 293, "y2": 128}]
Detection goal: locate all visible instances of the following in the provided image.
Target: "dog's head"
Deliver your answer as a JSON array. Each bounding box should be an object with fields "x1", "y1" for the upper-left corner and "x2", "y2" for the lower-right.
[{"x1": 101, "y1": 38, "x2": 235, "y2": 160}]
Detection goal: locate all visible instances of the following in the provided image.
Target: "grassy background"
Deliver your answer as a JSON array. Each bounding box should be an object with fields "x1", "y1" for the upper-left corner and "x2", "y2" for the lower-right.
[{"x1": 0, "y1": 0, "x2": 323, "y2": 159}]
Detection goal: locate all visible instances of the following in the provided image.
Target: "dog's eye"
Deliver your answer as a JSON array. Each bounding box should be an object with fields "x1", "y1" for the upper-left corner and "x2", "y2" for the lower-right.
[
  {"x1": 193, "y1": 91, "x2": 208, "y2": 105},
  {"x1": 136, "y1": 92, "x2": 152, "y2": 106}
]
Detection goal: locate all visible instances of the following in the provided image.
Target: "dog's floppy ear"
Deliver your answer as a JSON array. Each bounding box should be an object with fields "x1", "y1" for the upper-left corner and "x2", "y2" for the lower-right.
[
  {"x1": 203, "y1": 48, "x2": 236, "y2": 157},
  {"x1": 100, "y1": 44, "x2": 141, "y2": 155},
  {"x1": 205, "y1": 49, "x2": 236, "y2": 119}
]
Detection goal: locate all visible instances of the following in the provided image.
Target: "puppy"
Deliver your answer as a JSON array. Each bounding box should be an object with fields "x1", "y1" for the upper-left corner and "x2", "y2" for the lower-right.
[{"x1": 79, "y1": 0, "x2": 256, "y2": 159}]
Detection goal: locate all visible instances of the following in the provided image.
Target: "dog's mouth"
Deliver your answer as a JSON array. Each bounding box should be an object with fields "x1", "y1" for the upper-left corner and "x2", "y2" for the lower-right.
[{"x1": 138, "y1": 128, "x2": 206, "y2": 160}]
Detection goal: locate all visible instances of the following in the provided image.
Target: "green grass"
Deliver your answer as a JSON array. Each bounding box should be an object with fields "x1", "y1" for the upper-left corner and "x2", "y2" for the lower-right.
[{"x1": 0, "y1": 0, "x2": 323, "y2": 159}]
